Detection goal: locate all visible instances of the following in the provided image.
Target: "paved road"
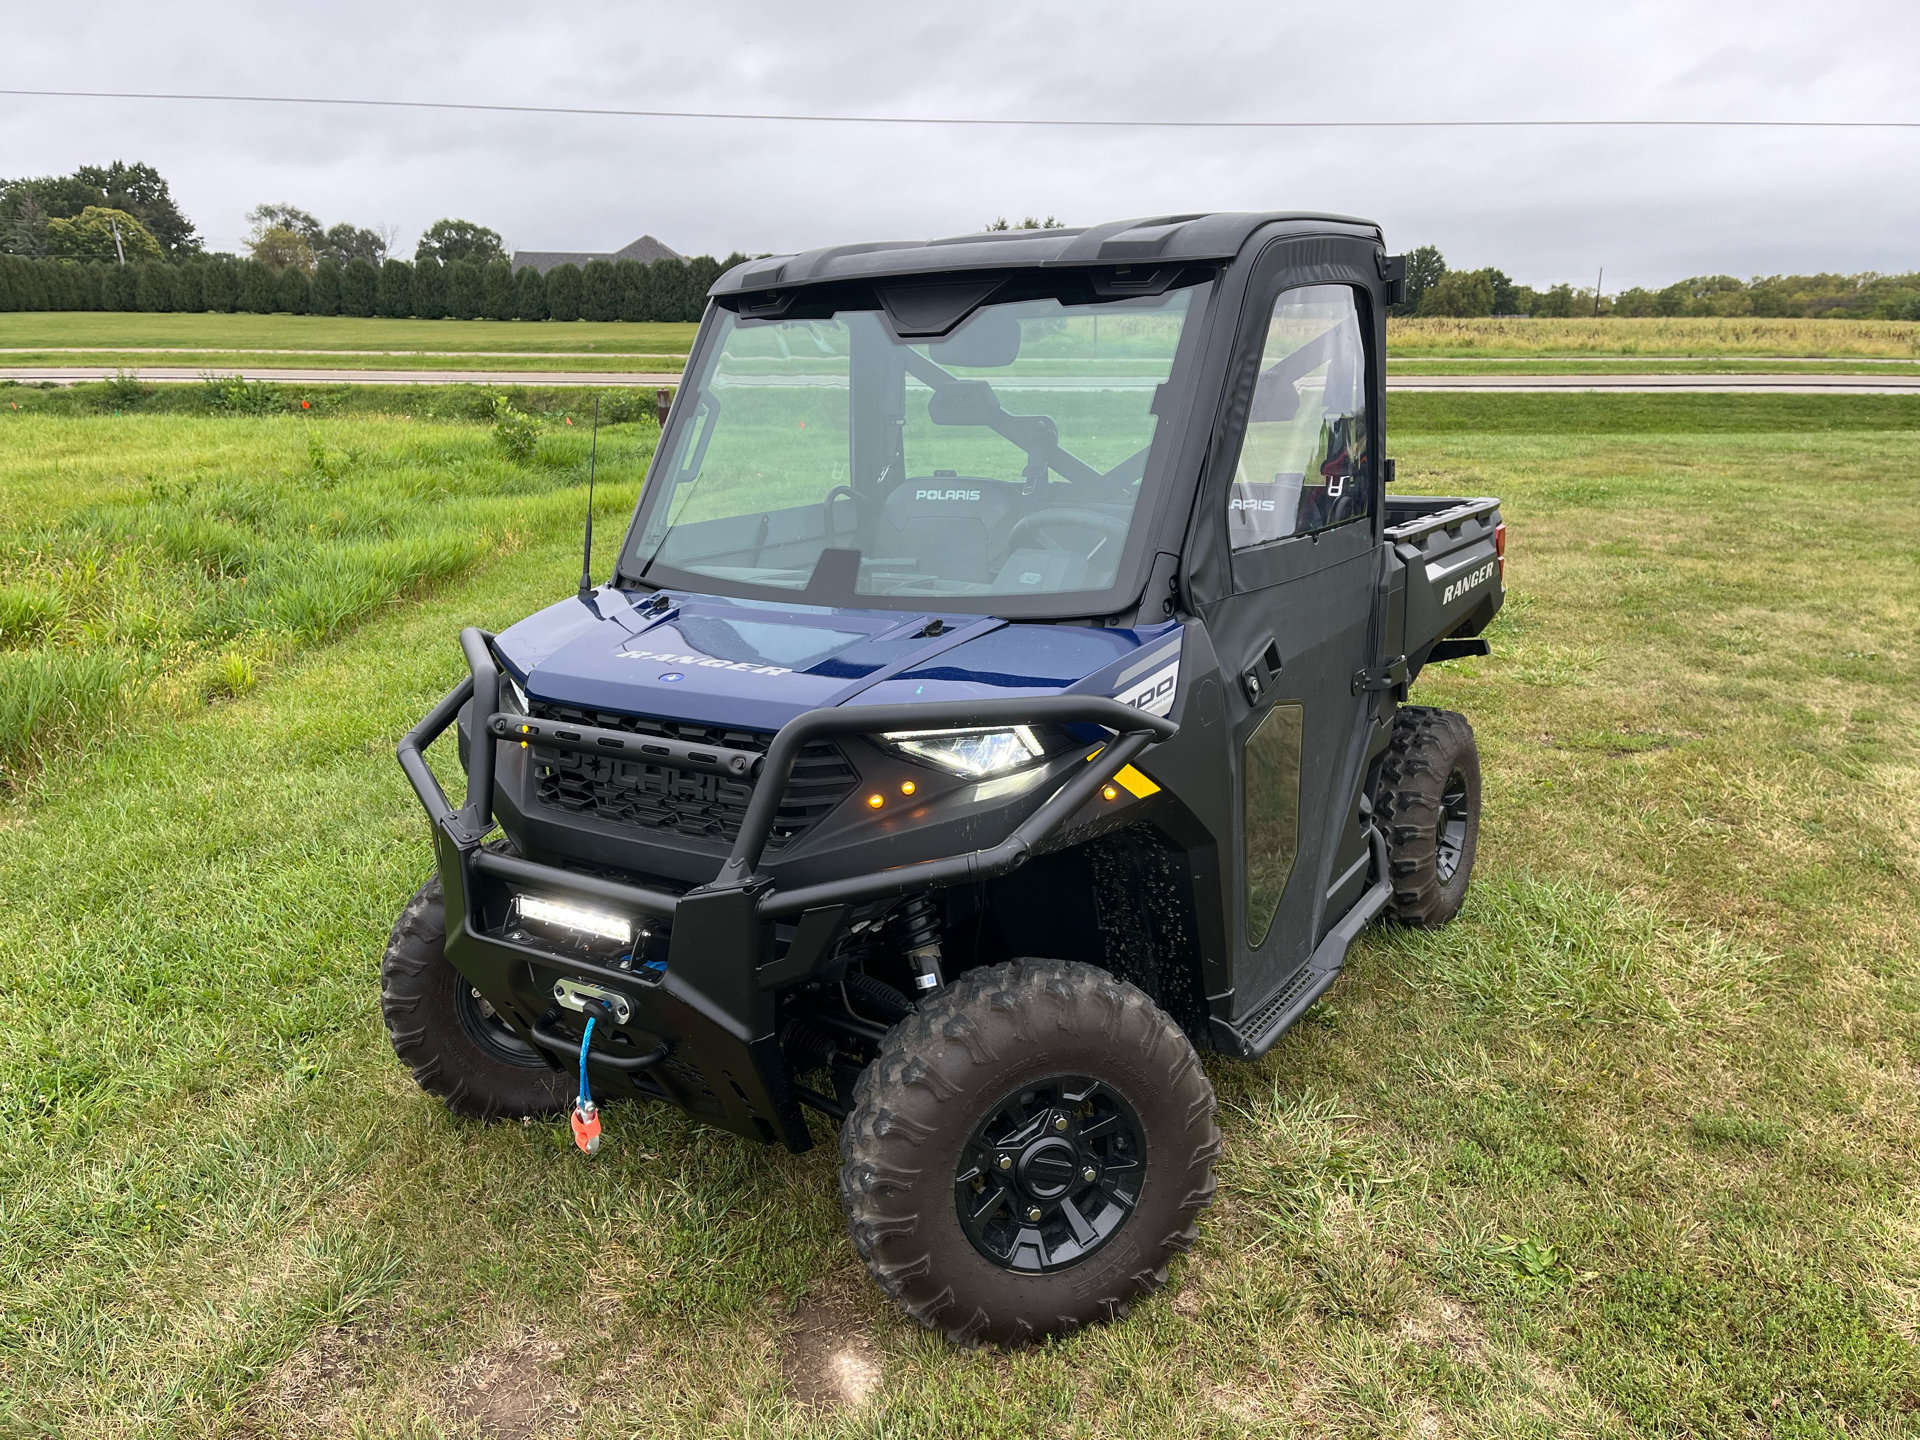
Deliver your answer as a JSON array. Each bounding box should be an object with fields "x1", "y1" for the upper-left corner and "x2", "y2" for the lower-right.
[{"x1": 6, "y1": 366, "x2": 1920, "y2": 394}]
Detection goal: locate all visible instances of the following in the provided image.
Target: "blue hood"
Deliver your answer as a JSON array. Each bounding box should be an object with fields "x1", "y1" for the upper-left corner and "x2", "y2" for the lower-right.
[{"x1": 493, "y1": 588, "x2": 1183, "y2": 733}]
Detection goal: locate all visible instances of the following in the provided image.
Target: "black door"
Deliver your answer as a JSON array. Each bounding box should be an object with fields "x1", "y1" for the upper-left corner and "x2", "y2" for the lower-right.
[{"x1": 1201, "y1": 278, "x2": 1383, "y2": 1012}]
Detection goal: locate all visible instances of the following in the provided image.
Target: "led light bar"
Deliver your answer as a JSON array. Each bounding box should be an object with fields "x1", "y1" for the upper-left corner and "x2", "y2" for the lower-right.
[{"x1": 509, "y1": 894, "x2": 633, "y2": 947}]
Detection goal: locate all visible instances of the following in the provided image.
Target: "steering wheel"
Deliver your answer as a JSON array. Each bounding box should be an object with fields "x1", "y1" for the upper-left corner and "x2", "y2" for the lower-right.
[{"x1": 1005, "y1": 508, "x2": 1131, "y2": 558}]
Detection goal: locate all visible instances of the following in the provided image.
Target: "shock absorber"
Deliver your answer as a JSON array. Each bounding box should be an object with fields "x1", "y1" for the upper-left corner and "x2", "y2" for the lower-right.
[{"x1": 896, "y1": 891, "x2": 945, "y2": 994}]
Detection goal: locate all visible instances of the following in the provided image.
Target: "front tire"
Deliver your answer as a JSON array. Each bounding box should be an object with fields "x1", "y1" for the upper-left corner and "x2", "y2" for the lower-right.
[
  {"x1": 1376, "y1": 706, "x2": 1482, "y2": 927},
  {"x1": 840, "y1": 960, "x2": 1219, "y2": 1347},
  {"x1": 380, "y1": 875, "x2": 570, "y2": 1120}
]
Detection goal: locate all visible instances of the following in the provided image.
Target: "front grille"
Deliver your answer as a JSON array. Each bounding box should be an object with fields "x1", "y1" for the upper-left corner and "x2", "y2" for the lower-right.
[{"x1": 525, "y1": 701, "x2": 858, "y2": 850}]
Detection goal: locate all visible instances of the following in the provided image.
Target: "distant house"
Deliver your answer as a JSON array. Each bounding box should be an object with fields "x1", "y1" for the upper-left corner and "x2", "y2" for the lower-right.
[{"x1": 511, "y1": 235, "x2": 680, "y2": 275}]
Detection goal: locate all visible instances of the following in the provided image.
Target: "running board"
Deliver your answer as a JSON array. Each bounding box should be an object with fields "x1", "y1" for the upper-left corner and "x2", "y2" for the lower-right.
[{"x1": 1210, "y1": 827, "x2": 1392, "y2": 1060}]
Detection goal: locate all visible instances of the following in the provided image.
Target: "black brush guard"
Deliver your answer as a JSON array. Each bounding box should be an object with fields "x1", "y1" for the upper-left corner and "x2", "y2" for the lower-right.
[{"x1": 397, "y1": 627, "x2": 1178, "y2": 1150}]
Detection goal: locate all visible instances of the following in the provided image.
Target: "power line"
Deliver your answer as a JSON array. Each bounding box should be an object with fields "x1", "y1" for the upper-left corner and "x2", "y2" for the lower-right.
[{"x1": 2, "y1": 87, "x2": 1917, "y2": 130}]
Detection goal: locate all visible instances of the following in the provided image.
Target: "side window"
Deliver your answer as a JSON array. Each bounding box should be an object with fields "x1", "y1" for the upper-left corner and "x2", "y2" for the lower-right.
[{"x1": 1227, "y1": 284, "x2": 1372, "y2": 550}]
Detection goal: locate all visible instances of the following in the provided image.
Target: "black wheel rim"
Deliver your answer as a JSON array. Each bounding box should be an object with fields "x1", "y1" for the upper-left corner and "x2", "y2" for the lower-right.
[
  {"x1": 1436, "y1": 768, "x2": 1471, "y2": 883},
  {"x1": 953, "y1": 1076, "x2": 1146, "y2": 1274},
  {"x1": 455, "y1": 983, "x2": 545, "y2": 1068}
]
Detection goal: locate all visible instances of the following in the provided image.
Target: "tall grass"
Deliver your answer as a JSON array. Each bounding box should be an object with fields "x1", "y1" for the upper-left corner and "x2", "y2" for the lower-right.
[
  {"x1": 1388, "y1": 315, "x2": 1920, "y2": 357},
  {"x1": 0, "y1": 410, "x2": 657, "y2": 785},
  {"x1": 0, "y1": 650, "x2": 135, "y2": 780}
]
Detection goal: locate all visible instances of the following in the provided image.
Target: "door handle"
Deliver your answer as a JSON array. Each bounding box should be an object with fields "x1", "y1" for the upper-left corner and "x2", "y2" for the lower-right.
[{"x1": 1242, "y1": 638, "x2": 1284, "y2": 704}]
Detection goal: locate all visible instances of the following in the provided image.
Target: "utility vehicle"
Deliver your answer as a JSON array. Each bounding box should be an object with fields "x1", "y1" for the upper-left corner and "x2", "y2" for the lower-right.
[{"x1": 386, "y1": 212, "x2": 1505, "y2": 1345}]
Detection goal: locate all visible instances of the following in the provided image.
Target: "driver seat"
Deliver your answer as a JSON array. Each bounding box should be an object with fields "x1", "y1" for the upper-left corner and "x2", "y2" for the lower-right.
[{"x1": 873, "y1": 477, "x2": 1021, "y2": 584}]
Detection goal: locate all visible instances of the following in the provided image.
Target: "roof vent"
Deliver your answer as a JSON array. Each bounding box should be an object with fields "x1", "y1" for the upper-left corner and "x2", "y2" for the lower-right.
[{"x1": 1097, "y1": 215, "x2": 1208, "y2": 261}]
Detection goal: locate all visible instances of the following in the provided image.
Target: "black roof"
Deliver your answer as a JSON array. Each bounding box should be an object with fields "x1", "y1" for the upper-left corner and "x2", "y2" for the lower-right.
[{"x1": 709, "y1": 211, "x2": 1382, "y2": 296}]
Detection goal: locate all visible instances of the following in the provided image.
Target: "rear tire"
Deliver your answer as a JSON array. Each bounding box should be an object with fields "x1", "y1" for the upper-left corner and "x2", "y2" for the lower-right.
[
  {"x1": 380, "y1": 875, "x2": 570, "y2": 1120},
  {"x1": 840, "y1": 959, "x2": 1219, "y2": 1348},
  {"x1": 1375, "y1": 706, "x2": 1482, "y2": 927}
]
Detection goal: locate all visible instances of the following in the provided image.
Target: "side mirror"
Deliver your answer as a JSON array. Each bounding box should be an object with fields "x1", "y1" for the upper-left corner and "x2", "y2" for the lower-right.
[{"x1": 1379, "y1": 253, "x2": 1409, "y2": 309}]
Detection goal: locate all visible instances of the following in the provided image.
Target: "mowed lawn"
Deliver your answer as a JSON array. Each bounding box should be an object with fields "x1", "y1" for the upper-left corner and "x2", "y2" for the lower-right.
[
  {"x1": 0, "y1": 313, "x2": 697, "y2": 375},
  {"x1": 0, "y1": 397, "x2": 1917, "y2": 1438},
  {"x1": 0, "y1": 312, "x2": 701, "y2": 356}
]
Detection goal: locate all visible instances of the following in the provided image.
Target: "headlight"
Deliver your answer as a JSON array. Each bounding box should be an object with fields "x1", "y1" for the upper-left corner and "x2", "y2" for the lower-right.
[{"x1": 880, "y1": 725, "x2": 1048, "y2": 778}]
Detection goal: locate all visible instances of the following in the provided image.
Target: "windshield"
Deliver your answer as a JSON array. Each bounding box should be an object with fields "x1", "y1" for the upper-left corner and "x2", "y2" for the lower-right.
[{"x1": 624, "y1": 279, "x2": 1208, "y2": 612}]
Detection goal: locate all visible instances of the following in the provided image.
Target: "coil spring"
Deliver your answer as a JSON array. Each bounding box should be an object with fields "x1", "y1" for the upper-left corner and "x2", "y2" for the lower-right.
[{"x1": 897, "y1": 891, "x2": 942, "y2": 955}]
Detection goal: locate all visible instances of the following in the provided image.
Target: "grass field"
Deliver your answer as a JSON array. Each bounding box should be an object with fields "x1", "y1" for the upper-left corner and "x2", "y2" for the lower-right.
[
  {"x1": 3, "y1": 314, "x2": 1918, "y2": 377},
  {"x1": 1, "y1": 392, "x2": 1917, "y2": 1437},
  {"x1": 0, "y1": 405, "x2": 657, "y2": 784},
  {"x1": 1387, "y1": 317, "x2": 1920, "y2": 359},
  {"x1": 0, "y1": 312, "x2": 701, "y2": 355},
  {"x1": 1387, "y1": 358, "x2": 1920, "y2": 376}
]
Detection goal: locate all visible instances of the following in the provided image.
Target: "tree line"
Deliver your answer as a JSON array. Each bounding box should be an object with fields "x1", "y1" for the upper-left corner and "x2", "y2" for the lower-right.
[
  {"x1": 1395, "y1": 246, "x2": 1920, "y2": 321},
  {"x1": 1, "y1": 161, "x2": 200, "y2": 261},
  {"x1": 2, "y1": 161, "x2": 737, "y2": 322},
  {"x1": 0, "y1": 250, "x2": 744, "y2": 322}
]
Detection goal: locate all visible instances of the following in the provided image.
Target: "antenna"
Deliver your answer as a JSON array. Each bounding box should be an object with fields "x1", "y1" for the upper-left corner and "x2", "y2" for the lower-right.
[{"x1": 577, "y1": 395, "x2": 600, "y2": 604}]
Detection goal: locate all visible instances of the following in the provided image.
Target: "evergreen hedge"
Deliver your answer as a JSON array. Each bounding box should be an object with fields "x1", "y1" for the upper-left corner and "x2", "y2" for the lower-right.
[
  {"x1": 546, "y1": 263, "x2": 582, "y2": 322},
  {"x1": 135, "y1": 261, "x2": 172, "y2": 313},
  {"x1": 105, "y1": 264, "x2": 137, "y2": 311},
  {"x1": 275, "y1": 266, "x2": 311, "y2": 315},
  {"x1": 447, "y1": 260, "x2": 482, "y2": 320},
  {"x1": 616, "y1": 259, "x2": 648, "y2": 321},
  {"x1": 413, "y1": 257, "x2": 446, "y2": 320},
  {"x1": 581, "y1": 259, "x2": 619, "y2": 322},
  {"x1": 513, "y1": 265, "x2": 547, "y2": 322},
  {"x1": 173, "y1": 264, "x2": 204, "y2": 314},
  {"x1": 341, "y1": 258, "x2": 377, "y2": 317},
  {"x1": 203, "y1": 260, "x2": 236, "y2": 313},
  {"x1": 241, "y1": 260, "x2": 278, "y2": 314},
  {"x1": 0, "y1": 250, "x2": 748, "y2": 320},
  {"x1": 482, "y1": 259, "x2": 514, "y2": 321},
  {"x1": 378, "y1": 259, "x2": 413, "y2": 319},
  {"x1": 311, "y1": 260, "x2": 341, "y2": 316}
]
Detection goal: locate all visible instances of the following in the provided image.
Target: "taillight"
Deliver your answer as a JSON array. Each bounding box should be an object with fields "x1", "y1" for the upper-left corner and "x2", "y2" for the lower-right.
[{"x1": 1494, "y1": 522, "x2": 1506, "y2": 582}]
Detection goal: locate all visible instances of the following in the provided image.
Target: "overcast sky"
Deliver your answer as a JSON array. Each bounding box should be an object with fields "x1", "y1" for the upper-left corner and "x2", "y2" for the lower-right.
[{"x1": 6, "y1": 0, "x2": 1917, "y2": 290}]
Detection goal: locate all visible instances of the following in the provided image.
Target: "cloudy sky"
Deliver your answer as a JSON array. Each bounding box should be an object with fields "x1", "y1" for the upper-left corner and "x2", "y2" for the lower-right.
[{"x1": 6, "y1": 0, "x2": 1917, "y2": 290}]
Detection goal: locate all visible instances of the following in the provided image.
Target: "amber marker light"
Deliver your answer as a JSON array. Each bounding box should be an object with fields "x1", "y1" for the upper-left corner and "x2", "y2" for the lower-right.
[
  {"x1": 867, "y1": 793, "x2": 886, "y2": 810},
  {"x1": 899, "y1": 780, "x2": 917, "y2": 796},
  {"x1": 1101, "y1": 784, "x2": 1119, "y2": 801}
]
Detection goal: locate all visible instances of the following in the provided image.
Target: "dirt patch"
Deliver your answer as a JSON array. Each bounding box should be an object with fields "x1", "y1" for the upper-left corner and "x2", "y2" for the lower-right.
[
  {"x1": 442, "y1": 1332, "x2": 576, "y2": 1440},
  {"x1": 781, "y1": 1286, "x2": 884, "y2": 1413},
  {"x1": 257, "y1": 1321, "x2": 387, "y2": 1435},
  {"x1": 1398, "y1": 1295, "x2": 1489, "y2": 1366},
  {"x1": 1209, "y1": 1376, "x2": 1271, "y2": 1424}
]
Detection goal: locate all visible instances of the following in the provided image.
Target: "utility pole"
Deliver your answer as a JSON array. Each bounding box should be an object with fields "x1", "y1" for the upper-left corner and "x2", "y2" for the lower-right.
[
  {"x1": 1593, "y1": 267, "x2": 1603, "y2": 317},
  {"x1": 101, "y1": 186, "x2": 125, "y2": 266}
]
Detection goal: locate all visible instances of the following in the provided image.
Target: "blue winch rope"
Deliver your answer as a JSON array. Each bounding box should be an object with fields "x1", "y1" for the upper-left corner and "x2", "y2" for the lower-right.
[{"x1": 578, "y1": 1015, "x2": 596, "y2": 1111}]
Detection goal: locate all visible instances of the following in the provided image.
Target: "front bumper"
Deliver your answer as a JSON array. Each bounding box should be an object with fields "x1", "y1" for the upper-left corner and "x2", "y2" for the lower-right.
[{"x1": 398, "y1": 627, "x2": 1177, "y2": 1150}]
